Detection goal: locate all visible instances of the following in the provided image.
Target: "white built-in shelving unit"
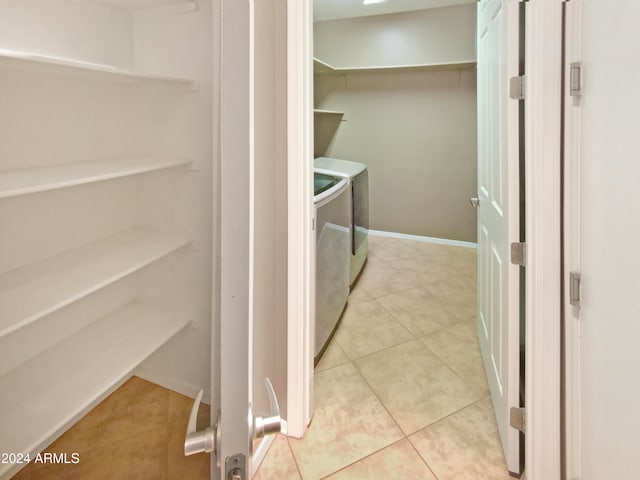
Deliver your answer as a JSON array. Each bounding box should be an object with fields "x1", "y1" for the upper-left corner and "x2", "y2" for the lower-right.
[{"x1": 0, "y1": 1, "x2": 212, "y2": 477}]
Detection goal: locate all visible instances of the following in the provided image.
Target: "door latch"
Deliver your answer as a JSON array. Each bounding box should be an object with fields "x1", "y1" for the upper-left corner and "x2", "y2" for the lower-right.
[
  {"x1": 253, "y1": 378, "x2": 283, "y2": 439},
  {"x1": 184, "y1": 390, "x2": 219, "y2": 457}
]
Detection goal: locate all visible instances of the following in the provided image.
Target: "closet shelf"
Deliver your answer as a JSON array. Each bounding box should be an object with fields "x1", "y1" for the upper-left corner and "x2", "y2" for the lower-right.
[
  {"x1": 0, "y1": 228, "x2": 191, "y2": 341},
  {"x1": 0, "y1": 301, "x2": 191, "y2": 479},
  {"x1": 86, "y1": 0, "x2": 196, "y2": 11},
  {"x1": 0, "y1": 156, "x2": 193, "y2": 199},
  {"x1": 313, "y1": 57, "x2": 476, "y2": 75},
  {"x1": 0, "y1": 49, "x2": 196, "y2": 87},
  {"x1": 314, "y1": 109, "x2": 344, "y2": 116}
]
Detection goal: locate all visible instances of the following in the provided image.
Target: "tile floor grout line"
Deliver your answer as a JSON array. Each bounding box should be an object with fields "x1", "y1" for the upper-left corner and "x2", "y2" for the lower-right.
[
  {"x1": 406, "y1": 434, "x2": 442, "y2": 480},
  {"x1": 284, "y1": 435, "x2": 305, "y2": 480},
  {"x1": 316, "y1": 437, "x2": 410, "y2": 480},
  {"x1": 372, "y1": 294, "x2": 455, "y2": 339},
  {"x1": 418, "y1": 336, "x2": 491, "y2": 399},
  {"x1": 349, "y1": 352, "x2": 411, "y2": 439}
]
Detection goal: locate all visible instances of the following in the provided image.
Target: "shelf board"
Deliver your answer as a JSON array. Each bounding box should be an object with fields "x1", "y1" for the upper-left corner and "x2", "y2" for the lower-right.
[
  {"x1": 0, "y1": 157, "x2": 192, "y2": 199},
  {"x1": 0, "y1": 228, "x2": 191, "y2": 340},
  {"x1": 313, "y1": 56, "x2": 477, "y2": 75},
  {"x1": 0, "y1": 301, "x2": 191, "y2": 479},
  {"x1": 314, "y1": 109, "x2": 344, "y2": 116},
  {"x1": 0, "y1": 48, "x2": 196, "y2": 86},
  {"x1": 86, "y1": 0, "x2": 195, "y2": 10}
]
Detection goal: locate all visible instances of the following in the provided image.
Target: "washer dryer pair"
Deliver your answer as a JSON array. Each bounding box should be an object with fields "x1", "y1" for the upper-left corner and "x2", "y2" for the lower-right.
[{"x1": 314, "y1": 157, "x2": 369, "y2": 286}]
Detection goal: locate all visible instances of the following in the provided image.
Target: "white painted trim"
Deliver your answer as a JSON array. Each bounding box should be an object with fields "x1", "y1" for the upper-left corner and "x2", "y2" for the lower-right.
[
  {"x1": 524, "y1": 1, "x2": 563, "y2": 479},
  {"x1": 133, "y1": 366, "x2": 211, "y2": 405},
  {"x1": 286, "y1": 0, "x2": 314, "y2": 439},
  {"x1": 368, "y1": 229, "x2": 477, "y2": 249},
  {"x1": 563, "y1": 1, "x2": 583, "y2": 479}
]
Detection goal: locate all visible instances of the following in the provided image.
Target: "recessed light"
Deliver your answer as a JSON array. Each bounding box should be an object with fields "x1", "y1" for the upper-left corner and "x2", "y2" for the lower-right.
[{"x1": 363, "y1": 0, "x2": 387, "y2": 5}]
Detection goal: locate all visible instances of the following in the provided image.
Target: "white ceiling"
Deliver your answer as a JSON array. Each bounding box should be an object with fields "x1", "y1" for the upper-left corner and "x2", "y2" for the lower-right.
[{"x1": 314, "y1": 0, "x2": 476, "y2": 22}]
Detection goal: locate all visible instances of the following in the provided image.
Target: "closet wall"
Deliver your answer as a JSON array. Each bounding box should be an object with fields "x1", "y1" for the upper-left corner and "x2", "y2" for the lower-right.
[
  {"x1": 314, "y1": 5, "x2": 478, "y2": 242},
  {"x1": 0, "y1": 1, "x2": 215, "y2": 475}
]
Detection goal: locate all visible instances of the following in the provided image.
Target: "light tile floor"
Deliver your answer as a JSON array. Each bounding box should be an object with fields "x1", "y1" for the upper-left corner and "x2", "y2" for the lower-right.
[
  {"x1": 12, "y1": 376, "x2": 211, "y2": 480},
  {"x1": 255, "y1": 235, "x2": 512, "y2": 480},
  {"x1": 13, "y1": 236, "x2": 509, "y2": 480}
]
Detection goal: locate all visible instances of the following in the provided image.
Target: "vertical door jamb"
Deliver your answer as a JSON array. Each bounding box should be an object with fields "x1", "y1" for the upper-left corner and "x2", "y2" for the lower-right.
[
  {"x1": 524, "y1": 1, "x2": 563, "y2": 478},
  {"x1": 286, "y1": 0, "x2": 315, "y2": 438}
]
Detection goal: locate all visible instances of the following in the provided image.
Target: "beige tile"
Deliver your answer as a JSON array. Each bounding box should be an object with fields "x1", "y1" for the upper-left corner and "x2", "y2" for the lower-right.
[
  {"x1": 377, "y1": 288, "x2": 455, "y2": 337},
  {"x1": 348, "y1": 283, "x2": 374, "y2": 304},
  {"x1": 367, "y1": 236, "x2": 424, "y2": 262},
  {"x1": 409, "y1": 399, "x2": 512, "y2": 480},
  {"x1": 423, "y1": 279, "x2": 477, "y2": 324},
  {"x1": 325, "y1": 439, "x2": 437, "y2": 480},
  {"x1": 388, "y1": 256, "x2": 458, "y2": 286},
  {"x1": 335, "y1": 301, "x2": 414, "y2": 360},
  {"x1": 315, "y1": 338, "x2": 350, "y2": 372},
  {"x1": 254, "y1": 435, "x2": 301, "y2": 480},
  {"x1": 289, "y1": 363, "x2": 403, "y2": 480},
  {"x1": 421, "y1": 323, "x2": 490, "y2": 396},
  {"x1": 355, "y1": 340, "x2": 480, "y2": 435},
  {"x1": 355, "y1": 261, "x2": 420, "y2": 299}
]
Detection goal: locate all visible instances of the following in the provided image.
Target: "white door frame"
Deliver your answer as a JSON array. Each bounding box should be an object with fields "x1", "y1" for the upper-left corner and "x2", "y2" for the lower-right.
[
  {"x1": 284, "y1": 2, "x2": 566, "y2": 478},
  {"x1": 285, "y1": 0, "x2": 315, "y2": 438},
  {"x1": 523, "y1": 0, "x2": 563, "y2": 478},
  {"x1": 562, "y1": 1, "x2": 583, "y2": 478}
]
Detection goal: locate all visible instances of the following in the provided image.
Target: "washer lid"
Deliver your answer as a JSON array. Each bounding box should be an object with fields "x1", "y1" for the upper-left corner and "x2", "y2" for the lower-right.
[
  {"x1": 314, "y1": 172, "x2": 341, "y2": 196},
  {"x1": 314, "y1": 157, "x2": 367, "y2": 177}
]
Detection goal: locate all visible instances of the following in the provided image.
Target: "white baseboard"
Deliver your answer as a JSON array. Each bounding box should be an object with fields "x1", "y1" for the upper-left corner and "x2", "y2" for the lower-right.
[
  {"x1": 133, "y1": 366, "x2": 211, "y2": 405},
  {"x1": 368, "y1": 229, "x2": 477, "y2": 249}
]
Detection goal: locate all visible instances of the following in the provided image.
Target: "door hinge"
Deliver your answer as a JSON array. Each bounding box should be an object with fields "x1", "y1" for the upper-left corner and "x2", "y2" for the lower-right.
[
  {"x1": 509, "y1": 75, "x2": 526, "y2": 100},
  {"x1": 510, "y1": 242, "x2": 527, "y2": 266},
  {"x1": 510, "y1": 406, "x2": 526, "y2": 433},
  {"x1": 570, "y1": 62, "x2": 582, "y2": 97},
  {"x1": 569, "y1": 271, "x2": 581, "y2": 307}
]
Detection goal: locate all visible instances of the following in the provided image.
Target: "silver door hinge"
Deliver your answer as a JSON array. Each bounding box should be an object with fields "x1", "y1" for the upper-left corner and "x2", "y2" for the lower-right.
[
  {"x1": 570, "y1": 62, "x2": 582, "y2": 97},
  {"x1": 509, "y1": 75, "x2": 526, "y2": 100},
  {"x1": 510, "y1": 242, "x2": 526, "y2": 266},
  {"x1": 569, "y1": 271, "x2": 581, "y2": 307},
  {"x1": 510, "y1": 406, "x2": 526, "y2": 433}
]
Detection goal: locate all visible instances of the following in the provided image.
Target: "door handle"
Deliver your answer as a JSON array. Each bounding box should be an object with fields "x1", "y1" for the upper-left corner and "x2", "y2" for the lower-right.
[
  {"x1": 184, "y1": 389, "x2": 219, "y2": 456},
  {"x1": 469, "y1": 197, "x2": 480, "y2": 207},
  {"x1": 253, "y1": 378, "x2": 283, "y2": 439}
]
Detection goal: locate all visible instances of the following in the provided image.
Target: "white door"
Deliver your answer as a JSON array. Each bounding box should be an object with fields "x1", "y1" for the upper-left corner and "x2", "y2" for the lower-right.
[
  {"x1": 184, "y1": 1, "x2": 283, "y2": 478},
  {"x1": 476, "y1": 0, "x2": 522, "y2": 474},
  {"x1": 573, "y1": 1, "x2": 640, "y2": 478}
]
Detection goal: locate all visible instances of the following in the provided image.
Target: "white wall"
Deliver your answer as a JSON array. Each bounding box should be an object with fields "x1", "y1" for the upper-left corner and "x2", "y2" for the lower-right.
[
  {"x1": 578, "y1": 1, "x2": 640, "y2": 477},
  {"x1": 315, "y1": 68, "x2": 477, "y2": 242},
  {"x1": 314, "y1": 4, "x2": 476, "y2": 68}
]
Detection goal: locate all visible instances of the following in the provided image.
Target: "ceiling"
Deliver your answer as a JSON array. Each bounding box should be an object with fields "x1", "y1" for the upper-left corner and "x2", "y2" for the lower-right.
[{"x1": 314, "y1": 0, "x2": 476, "y2": 22}]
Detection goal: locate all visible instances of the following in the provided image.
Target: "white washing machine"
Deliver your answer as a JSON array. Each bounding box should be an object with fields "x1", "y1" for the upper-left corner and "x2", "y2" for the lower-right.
[
  {"x1": 314, "y1": 157, "x2": 369, "y2": 286},
  {"x1": 314, "y1": 172, "x2": 350, "y2": 360}
]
